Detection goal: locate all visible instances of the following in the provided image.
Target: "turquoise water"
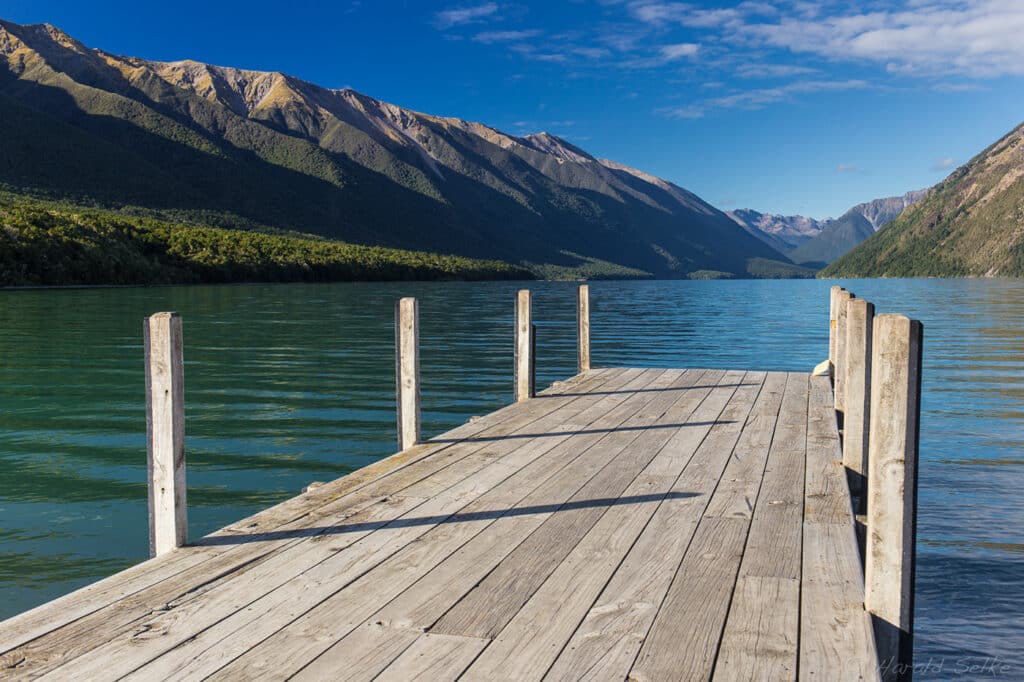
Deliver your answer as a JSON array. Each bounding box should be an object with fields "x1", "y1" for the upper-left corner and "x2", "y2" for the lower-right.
[{"x1": 0, "y1": 279, "x2": 1021, "y2": 676}]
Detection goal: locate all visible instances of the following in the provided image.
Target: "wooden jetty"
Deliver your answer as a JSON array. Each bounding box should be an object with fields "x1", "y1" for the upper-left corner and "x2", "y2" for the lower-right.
[{"x1": 0, "y1": 285, "x2": 921, "y2": 681}]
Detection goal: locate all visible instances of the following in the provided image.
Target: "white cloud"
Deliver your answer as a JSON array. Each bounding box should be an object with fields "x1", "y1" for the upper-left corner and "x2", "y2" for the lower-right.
[
  {"x1": 736, "y1": 1, "x2": 1024, "y2": 77},
  {"x1": 435, "y1": 3, "x2": 499, "y2": 29},
  {"x1": 931, "y1": 157, "x2": 958, "y2": 171},
  {"x1": 660, "y1": 43, "x2": 700, "y2": 60},
  {"x1": 836, "y1": 163, "x2": 859, "y2": 174},
  {"x1": 629, "y1": 2, "x2": 690, "y2": 24}
]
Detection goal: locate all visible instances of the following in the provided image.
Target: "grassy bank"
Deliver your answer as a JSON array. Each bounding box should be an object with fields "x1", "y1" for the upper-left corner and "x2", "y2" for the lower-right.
[{"x1": 0, "y1": 196, "x2": 533, "y2": 287}]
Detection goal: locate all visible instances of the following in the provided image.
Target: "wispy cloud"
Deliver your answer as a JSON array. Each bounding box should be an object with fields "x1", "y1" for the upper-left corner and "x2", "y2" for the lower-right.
[
  {"x1": 709, "y1": 79, "x2": 868, "y2": 110},
  {"x1": 932, "y1": 82, "x2": 985, "y2": 93},
  {"x1": 661, "y1": 105, "x2": 706, "y2": 120},
  {"x1": 735, "y1": 63, "x2": 818, "y2": 79},
  {"x1": 659, "y1": 78, "x2": 869, "y2": 119},
  {"x1": 931, "y1": 157, "x2": 958, "y2": 171},
  {"x1": 473, "y1": 30, "x2": 540, "y2": 44},
  {"x1": 571, "y1": 46, "x2": 613, "y2": 60},
  {"x1": 836, "y1": 163, "x2": 859, "y2": 174},
  {"x1": 434, "y1": 3, "x2": 499, "y2": 29}
]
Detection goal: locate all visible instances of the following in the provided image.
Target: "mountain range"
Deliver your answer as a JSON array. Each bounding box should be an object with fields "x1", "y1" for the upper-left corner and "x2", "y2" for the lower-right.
[
  {"x1": 729, "y1": 189, "x2": 927, "y2": 266},
  {"x1": 0, "y1": 19, "x2": 801, "y2": 281},
  {"x1": 825, "y1": 122, "x2": 1024, "y2": 277}
]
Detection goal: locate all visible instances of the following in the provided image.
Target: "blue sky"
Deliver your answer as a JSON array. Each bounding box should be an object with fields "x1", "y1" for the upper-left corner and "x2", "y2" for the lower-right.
[{"x1": 5, "y1": 0, "x2": 1024, "y2": 218}]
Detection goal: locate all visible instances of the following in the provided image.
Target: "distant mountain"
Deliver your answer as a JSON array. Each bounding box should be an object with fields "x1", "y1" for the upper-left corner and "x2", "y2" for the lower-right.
[
  {"x1": 729, "y1": 190, "x2": 926, "y2": 266},
  {"x1": 788, "y1": 190, "x2": 927, "y2": 266},
  {"x1": 824, "y1": 123, "x2": 1024, "y2": 277},
  {"x1": 0, "y1": 19, "x2": 795, "y2": 280},
  {"x1": 725, "y1": 209, "x2": 826, "y2": 254}
]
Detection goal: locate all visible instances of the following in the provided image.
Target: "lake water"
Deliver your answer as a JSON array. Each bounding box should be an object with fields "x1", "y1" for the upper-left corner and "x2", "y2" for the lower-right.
[{"x1": 0, "y1": 278, "x2": 1021, "y2": 676}]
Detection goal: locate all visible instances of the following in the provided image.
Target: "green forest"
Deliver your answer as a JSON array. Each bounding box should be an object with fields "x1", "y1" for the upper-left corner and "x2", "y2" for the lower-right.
[{"x1": 0, "y1": 195, "x2": 533, "y2": 287}]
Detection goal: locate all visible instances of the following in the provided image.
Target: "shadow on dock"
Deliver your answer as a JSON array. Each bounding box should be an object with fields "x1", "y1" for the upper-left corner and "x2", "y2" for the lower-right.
[
  {"x1": 431, "y1": 421, "x2": 732, "y2": 442},
  {"x1": 539, "y1": 382, "x2": 757, "y2": 398},
  {"x1": 195, "y1": 492, "x2": 700, "y2": 546}
]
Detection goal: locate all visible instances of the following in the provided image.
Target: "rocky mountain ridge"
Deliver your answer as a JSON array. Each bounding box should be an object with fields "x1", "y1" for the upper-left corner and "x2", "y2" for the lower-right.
[{"x1": 0, "y1": 19, "x2": 795, "y2": 279}]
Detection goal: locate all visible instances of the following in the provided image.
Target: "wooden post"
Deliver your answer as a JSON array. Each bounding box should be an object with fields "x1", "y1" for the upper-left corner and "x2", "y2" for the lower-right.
[
  {"x1": 843, "y1": 298, "x2": 874, "y2": 503},
  {"x1": 577, "y1": 284, "x2": 591, "y2": 373},
  {"x1": 144, "y1": 312, "x2": 187, "y2": 558},
  {"x1": 514, "y1": 289, "x2": 533, "y2": 402},
  {"x1": 865, "y1": 314, "x2": 923, "y2": 679},
  {"x1": 828, "y1": 285, "x2": 845, "y2": 375},
  {"x1": 395, "y1": 297, "x2": 421, "y2": 451},
  {"x1": 530, "y1": 323, "x2": 537, "y2": 398},
  {"x1": 834, "y1": 290, "x2": 855, "y2": 417}
]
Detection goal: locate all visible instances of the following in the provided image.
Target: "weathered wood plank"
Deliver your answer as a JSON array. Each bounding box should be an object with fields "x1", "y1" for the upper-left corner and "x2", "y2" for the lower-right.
[
  {"x1": 462, "y1": 371, "x2": 760, "y2": 681},
  {"x1": 801, "y1": 372, "x2": 879, "y2": 681},
  {"x1": 805, "y1": 375, "x2": 855, "y2": 526},
  {"x1": 724, "y1": 372, "x2": 807, "y2": 582},
  {"x1": 117, "y1": 372, "x2": 679, "y2": 679},
  {"x1": 627, "y1": 517, "x2": 750, "y2": 681},
  {"x1": 702, "y1": 371, "x2": 787, "y2": 520},
  {"x1": 384, "y1": 633, "x2": 487, "y2": 682},
  {"x1": 545, "y1": 372, "x2": 776, "y2": 682},
  {"x1": 294, "y1": 622, "x2": 419, "y2": 682},
  {"x1": 123, "y1": 370, "x2": 683, "y2": 681},
  {"x1": 712, "y1": 575, "x2": 800, "y2": 681},
  {"x1": 366, "y1": 374, "x2": 720, "y2": 638},
  {"x1": 623, "y1": 372, "x2": 794, "y2": 682},
  {"x1": 17, "y1": 371, "x2": 646, "y2": 679},
  {"x1": 799, "y1": 524, "x2": 879, "y2": 681},
  {"x1": 429, "y1": 369, "x2": 721, "y2": 640},
  {"x1": 713, "y1": 373, "x2": 809, "y2": 681}
]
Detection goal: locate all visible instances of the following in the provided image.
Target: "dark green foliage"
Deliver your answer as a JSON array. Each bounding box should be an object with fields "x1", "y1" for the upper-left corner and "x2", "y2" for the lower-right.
[
  {"x1": 744, "y1": 257, "x2": 817, "y2": 279},
  {"x1": 0, "y1": 197, "x2": 532, "y2": 286}
]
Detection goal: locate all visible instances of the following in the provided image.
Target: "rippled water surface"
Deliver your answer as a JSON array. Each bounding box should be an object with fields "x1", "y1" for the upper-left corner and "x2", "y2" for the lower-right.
[{"x1": 0, "y1": 279, "x2": 1021, "y2": 676}]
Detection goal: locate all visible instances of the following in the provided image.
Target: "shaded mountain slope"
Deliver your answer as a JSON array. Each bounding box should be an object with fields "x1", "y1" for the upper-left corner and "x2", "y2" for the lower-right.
[{"x1": 0, "y1": 19, "x2": 791, "y2": 279}]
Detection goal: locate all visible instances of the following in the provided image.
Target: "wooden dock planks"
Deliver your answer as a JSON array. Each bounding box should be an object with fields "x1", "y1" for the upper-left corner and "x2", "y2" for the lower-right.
[{"x1": 0, "y1": 367, "x2": 879, "y2": 681}]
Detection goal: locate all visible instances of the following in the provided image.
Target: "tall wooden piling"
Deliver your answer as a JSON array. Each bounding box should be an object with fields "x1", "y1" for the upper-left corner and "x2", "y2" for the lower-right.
[
  {"x1": 843, "y1": 298, "x2": 874, "y2": 501},
  {"x1": 144, "y1": 312, "x2": 187, "y2": 558},
  {"x1": 833, "y1": 289, "x2": 855, "y2": 416},
  {"x1": 828, "y1": 285, "x2": 845, "y2": 374},
  {"x1": 395, "y1": 297, "x2": 420, "y2": 451},
  {"x1": 530, "y1": 323, "x2": 537, "y2": 398},
  {"x1": 865, "y1": 313, "x2": 923, "y2": 679},
  {"x1": 514, "y1": 290, "x2": 533, "y2": 402},
  {"x1": 577, "y1": 285, "x2": 591, "y2": 373}
]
